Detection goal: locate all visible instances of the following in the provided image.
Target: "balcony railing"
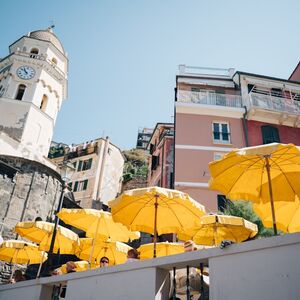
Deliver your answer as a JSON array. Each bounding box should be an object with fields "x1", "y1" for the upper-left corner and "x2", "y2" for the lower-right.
[
  {"x1": 177, "y1": 90, "x2": 243, "y2": 108},
  {"x1": 249, "y1": 92, "x2": 300, "y2": 115}
]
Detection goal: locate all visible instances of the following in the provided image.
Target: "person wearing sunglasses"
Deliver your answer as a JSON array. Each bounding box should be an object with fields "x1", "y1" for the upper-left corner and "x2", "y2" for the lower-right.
[{"x1": 100, "y1": 257, "x2": 109, "y2": 267}]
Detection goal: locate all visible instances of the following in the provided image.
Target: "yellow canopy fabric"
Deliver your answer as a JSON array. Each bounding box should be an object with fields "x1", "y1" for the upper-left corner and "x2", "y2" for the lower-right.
[
  {"x1": 178, "y1": 214, "x2": 258, "y2": 246},
  {"x1": 0, "y1": 240, "x2": 47, "y2": 265},
  {"x1": 75, "y1": 238, "x2": 131, "y2": 265},
  {"x1": 138, "y1": 242, "x2": 184, "y2": 259},
  {"x1": 209, "y1": 143, "x2": 300, "y2": 203},
  {"x1": 109, "y1": 187, "x2": 206, "y2": 235},
  {"x1": 57, "y1": 208, "x2": 140, "y2": 242},
  {"x1": 253, "y1": 197, "x2": 300, "y2": 233},
  {"x1": 59, "y1": 260, "x2": 98, "y2": 274},
  {"x1": 14, "y1": 221, "x2": 79, "y2": 254}
]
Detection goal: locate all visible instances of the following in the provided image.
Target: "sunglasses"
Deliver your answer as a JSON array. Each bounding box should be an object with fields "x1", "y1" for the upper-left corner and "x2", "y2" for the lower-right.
[{"x1": 101, "y1": 260, "x2": 109, "y2": 264}]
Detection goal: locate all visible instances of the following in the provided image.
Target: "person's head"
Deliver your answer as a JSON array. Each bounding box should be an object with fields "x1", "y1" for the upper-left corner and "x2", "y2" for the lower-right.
[
  {"x1": 66, "y1": 261, "x2": 77, "y2": 273},
  {"x1": 14, "y1": 270, "x2": 25, "y2": 282},
  {"x1": 127, "y1": 249, "x2": 140, "y2": 259},
  {"x1": 184, "y1": 240, "x2": 197, "y2": 252},
  {"x1": 100, "y1": 256, "x2": 109, "y2": 267}
]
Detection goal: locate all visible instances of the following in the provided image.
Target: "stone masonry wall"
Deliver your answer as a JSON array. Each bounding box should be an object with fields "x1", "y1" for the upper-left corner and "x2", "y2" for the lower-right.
[
  {"x1": 0, "y1": 156, "x2": 61, "y2": 240},
  {"x1": 0, "y1": 156, "x2": 62, "y2": 284}
]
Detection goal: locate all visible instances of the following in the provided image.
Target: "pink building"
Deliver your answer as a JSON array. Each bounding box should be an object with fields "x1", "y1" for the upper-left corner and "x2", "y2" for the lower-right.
[
  {"x1": 147, "y1": 123, "x2": 174, "y2": 188},
  {"x1": 289, "y1": 61, "x2": 300, "y2": 82},
  {"x1": 175, "y1": 65, "x2": 300, "y2": 212}
]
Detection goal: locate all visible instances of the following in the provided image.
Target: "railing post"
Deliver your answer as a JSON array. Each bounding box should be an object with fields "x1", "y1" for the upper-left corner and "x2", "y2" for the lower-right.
[{"x1": 186, "y1": 265, "x2": 190, "y2": 299}]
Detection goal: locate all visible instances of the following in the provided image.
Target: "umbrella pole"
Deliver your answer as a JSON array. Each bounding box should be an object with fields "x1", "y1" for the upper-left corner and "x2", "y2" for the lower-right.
[
  {"x1": 36, "y1": 251, "x2": 46, "y2": 278},
  {"x1": 265, "y1": 156, "x2": 278, "y2": 235},
  {"x1": 153, "y1": 194, "x2": 159, "y2": 258},
  {"x1": 89, "y1": 217, "x2": 101, "y2": 268},
  {"x1": 9, "y1": 264, "x2": 15, "y2": 281}
]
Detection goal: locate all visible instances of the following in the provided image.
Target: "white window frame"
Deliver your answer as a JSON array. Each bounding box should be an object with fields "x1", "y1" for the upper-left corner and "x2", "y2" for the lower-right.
[
  {"x1": 213, "y1": 152, "x2": 225, "y2": 161},
  {"x1": 212, "y1": 122, "x2": 231, "y2": 144}
]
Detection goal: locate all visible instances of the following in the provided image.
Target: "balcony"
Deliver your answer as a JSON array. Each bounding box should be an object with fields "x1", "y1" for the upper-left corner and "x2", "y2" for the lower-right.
[
  {"x1": 177, "y1": 90, "x2": 243, "y2": 108},
  {"x1": 249, "y1": 92, "x2": 300, "y2": 115},
  {"x1": 0, "y1": 233, "x2": 299, "y2": 299}
]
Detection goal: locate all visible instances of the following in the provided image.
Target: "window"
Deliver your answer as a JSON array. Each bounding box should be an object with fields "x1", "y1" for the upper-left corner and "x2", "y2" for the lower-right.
[
  {"x1": 73, "y1": 179, "x2": 88, "y2": 192},
  {"x1": 40, "y1": 94, "x2": 48, "y2": 112},
  {"x1": 15, "y1": 84, "x2": 26, "y2": 100},
  {"x1": 30, "y1": 48, "x2": 39, "y2": 58},
  {"x1": 212, "y1": 122, "x2": 230, "y2": 144},
  {"x1": 77, "y1": 158, "x2": 93, "y2": 171},
  {"x1": 261, "y1": 125, "x2": 280, "y2": 144},
  {"x1": 213, "y1": 152, "x2": 224, "y2": 161}
]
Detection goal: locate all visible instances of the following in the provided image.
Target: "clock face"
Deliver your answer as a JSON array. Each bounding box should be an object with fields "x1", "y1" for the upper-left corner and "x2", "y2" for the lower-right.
[{"x1": 16, "y1": 66, "x2": 35, "y2": 80}]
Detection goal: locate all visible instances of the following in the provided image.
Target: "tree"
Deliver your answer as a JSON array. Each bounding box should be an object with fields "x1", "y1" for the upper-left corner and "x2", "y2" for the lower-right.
[
  {"x1": 222, "y1": 200, "x2": 274, "y2": 238},
  {"x1": 122, "y1": 149, "x2": 149, "y2": 180}
]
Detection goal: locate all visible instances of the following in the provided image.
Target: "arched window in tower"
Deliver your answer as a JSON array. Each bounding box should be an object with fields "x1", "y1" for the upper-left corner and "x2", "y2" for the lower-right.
[
  {"x1": 51, "y1": 58, "x2": 57, "y2": 65},
  {"x1": 40, "y1": 94, "x2": 48, "y2": 112},
  {"x1": 15, "y1": 84, "x2": 26, "y2": 100},
  {"x1": 30, "y1": 48, "x2": 39, "y2": 58}
]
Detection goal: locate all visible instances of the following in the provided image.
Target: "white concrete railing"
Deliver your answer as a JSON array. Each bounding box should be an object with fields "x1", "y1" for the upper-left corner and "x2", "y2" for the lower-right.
[
  {"x1": 177, "y1": 90, "x2": 243, "y2": 108},
  {"x1": 249, "y1": 92, "x2": 300, "y2": 115},
  {"x1": 1, "y1": 233, "x2": 300, "y2": 300}
]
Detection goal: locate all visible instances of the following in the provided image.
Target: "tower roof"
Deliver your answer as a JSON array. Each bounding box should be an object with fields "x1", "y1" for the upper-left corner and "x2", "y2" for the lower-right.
[{"x1": 29, "y1": 28, "x2": 64, "y2": 54}]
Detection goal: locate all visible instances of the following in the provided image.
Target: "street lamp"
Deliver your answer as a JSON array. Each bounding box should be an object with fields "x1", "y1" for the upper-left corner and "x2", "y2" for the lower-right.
[{"x1": 42, "y1": 161, "x2": 75, "y2": 275}]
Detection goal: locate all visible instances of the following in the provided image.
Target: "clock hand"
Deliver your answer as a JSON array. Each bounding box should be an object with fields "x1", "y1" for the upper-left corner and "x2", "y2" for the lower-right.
[{"x1": 23, "y1": 68, "x2": 28, "y2": 75}]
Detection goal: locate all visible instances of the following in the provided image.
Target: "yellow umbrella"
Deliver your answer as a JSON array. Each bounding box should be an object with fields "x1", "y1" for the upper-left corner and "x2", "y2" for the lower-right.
[
  {"x1": 75, "y1": 238, "x2": 131, "y2": 265},
  {"x1": 138, "y1": 242, "x2": 184, "y2": 259},
  {"x1": 178, "y1": 214, "x2": 258, "y2": 246},
  {"x1": 253, "y1": 197, "x2": 300, "y2": 233},
  {"x1": 14, "y1": 221, "x2": 79, "y2": 254},
  {"x1": 0, "y1": 240, "x2": 47, "y2": 265},
  {"x1": 57, "y1": 208, "x2": 140, "y2": 242},
  {"x1": 59, "y1": 260, "x2": 98, "y2": 274},
  {"x1": 109, "y1": 186, "x2": 206, "y2": 257},
  {"x1": 209, "y1": 143, "x2": 300, "y2": 234}
]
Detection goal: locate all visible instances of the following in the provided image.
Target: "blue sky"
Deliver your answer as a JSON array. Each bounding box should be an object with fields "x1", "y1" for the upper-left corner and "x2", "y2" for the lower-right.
[{"x1": 1, "y1": 0, "x2": 300, "y2": 150}]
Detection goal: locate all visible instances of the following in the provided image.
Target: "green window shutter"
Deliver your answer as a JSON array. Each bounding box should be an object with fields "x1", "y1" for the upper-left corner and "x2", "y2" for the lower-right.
[
  {"x1": 74, "y1": 181, "x2": 79, "y2": 192},
  {"x1": 78, "y1": 160, "x2": 83, "y2": 171},
  {"x1": 261, "y1": 125, "x2": 280, "y2": 144},
  {"x1": 83, "y1": 179, "x2": 88, "y2": 190}
]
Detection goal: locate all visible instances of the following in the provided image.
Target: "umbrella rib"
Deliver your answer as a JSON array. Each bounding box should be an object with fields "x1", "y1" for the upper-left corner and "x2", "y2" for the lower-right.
[
  {"x1": 258, "y1": 159, "x2": 265, "y2": 199},
  {"x1": 157, "y1": 198, "x2": 186, "y2": 231},
  {"x1": 158, "y1": 197, "x2": 203, "y2": 229},
  {"x1": 225, "y1": 156, "x2": 262, "y2": 195},
  {"x1": 125, "y1": 195, "x2": 155, "y2": 228},
  {"x1": 269, "y1": 157, "x2": 298, "y2": 196},
  {"x1": 213, "y1": 156, "x2": 262, "y2": 182}
]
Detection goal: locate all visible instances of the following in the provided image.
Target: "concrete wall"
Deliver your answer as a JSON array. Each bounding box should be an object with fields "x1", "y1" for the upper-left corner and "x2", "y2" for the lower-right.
[{"x1": 1, "y1": 233, "x2": 300, "y2": 300}]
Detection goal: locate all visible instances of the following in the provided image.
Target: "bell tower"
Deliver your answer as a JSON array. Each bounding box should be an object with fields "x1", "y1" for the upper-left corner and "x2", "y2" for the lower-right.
[{"x1": 0, "y1": 27, "x2": 68, "y2": 166}]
